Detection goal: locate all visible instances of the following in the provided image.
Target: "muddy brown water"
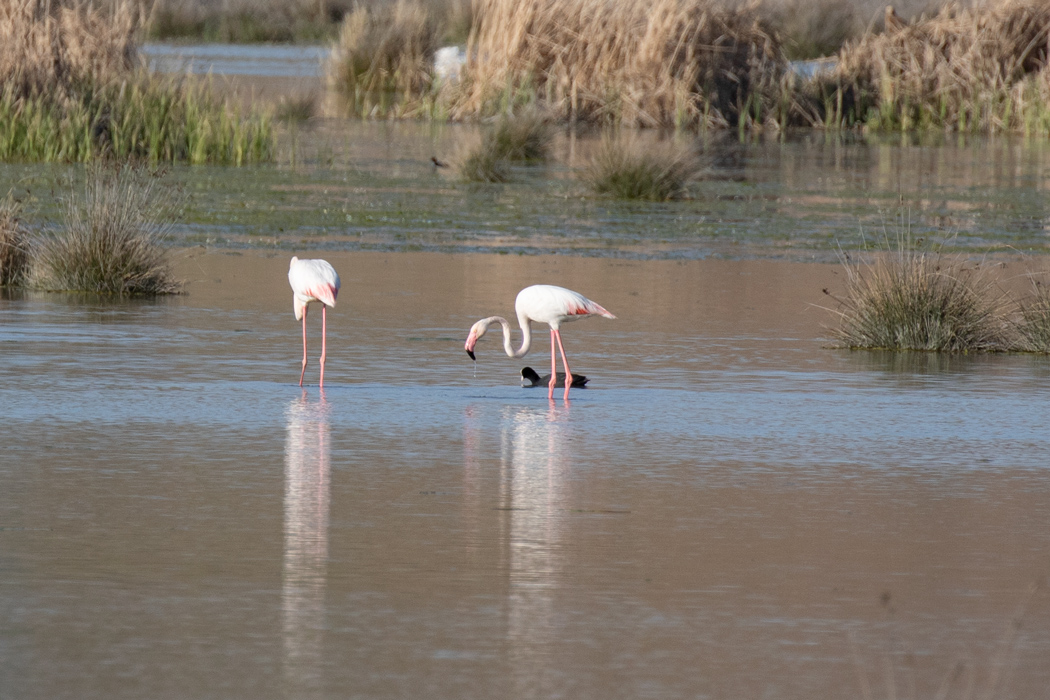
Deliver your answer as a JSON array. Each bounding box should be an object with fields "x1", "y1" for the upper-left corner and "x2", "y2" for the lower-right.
[{"x1": 2, "y1": 250, "x2": 1049, "y2": 699}]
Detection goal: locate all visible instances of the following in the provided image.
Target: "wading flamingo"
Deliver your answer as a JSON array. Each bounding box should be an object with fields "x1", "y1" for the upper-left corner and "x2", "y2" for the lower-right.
[
  {"x1": 288, "y1": 257, "x2": 340, "y2": 388},
  {"x1": 465, "y1": 284, "x2": 615, "y2": 399},
  {"x1": 520, "y1": 366, "x2": 589, "y2": 388}
]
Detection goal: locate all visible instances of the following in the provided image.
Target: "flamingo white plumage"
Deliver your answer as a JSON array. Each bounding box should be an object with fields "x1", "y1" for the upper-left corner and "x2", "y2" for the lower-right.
[
  {"x1": 288, "y1": 256, "x2": 340, "y2": 388},
  {"x1": 464, "y1": 284, "x2": 615, "y2": 399}
]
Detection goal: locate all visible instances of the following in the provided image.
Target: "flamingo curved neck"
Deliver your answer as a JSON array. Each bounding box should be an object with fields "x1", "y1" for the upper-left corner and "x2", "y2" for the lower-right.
[{"x1": 481, "y1": 315, "x2": 532, "y2": 358}]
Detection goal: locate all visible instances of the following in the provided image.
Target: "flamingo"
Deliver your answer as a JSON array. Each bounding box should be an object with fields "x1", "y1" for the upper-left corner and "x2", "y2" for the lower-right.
[
  {"x1": 521, "y1": 366, "x2": 589, "y2": 389},
  {"x1": 288, "y1": 256, "x2": 340, "y2": 388},
  {"x1": 465, "y1": 284, "x2": 615, "y2": 399}
]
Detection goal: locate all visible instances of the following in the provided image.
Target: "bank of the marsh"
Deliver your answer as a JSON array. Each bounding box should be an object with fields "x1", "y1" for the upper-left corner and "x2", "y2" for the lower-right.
[{"x1": 1, "y1": 0, "x2": 273, "y2": 164}]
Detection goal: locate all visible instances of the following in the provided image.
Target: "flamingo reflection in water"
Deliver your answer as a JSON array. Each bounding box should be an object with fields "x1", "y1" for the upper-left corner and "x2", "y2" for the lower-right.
[
  {"x1": 282, "y1": 393, "x2": 332, "y2": 696},
  {"x1": 499, "y1": 402, "x2": 574, "y2": 695}
]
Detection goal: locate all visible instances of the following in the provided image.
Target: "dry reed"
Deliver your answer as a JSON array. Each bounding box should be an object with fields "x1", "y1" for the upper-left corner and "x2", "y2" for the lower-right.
[
  {"x1": 448, "y1": 0, "x2": 787, "y2": 129},
  {"x1": 813, "y1": 0, "x2": 1050, "y2": 132},
  {"x1": 325, "y1": 0, "x2": 441, "y2": 118},
  {"x1": 29, "y1": 166, "x2": 181, "y2": 295},
  {"x1": 0, "y1": 196, "x2": 29, "y2": 287},
  {"x1": 0, "y1": 0, "x2": 140, "y2": 100},
  {"x1": 1012, "y1": 275, "x2": 1050, "y2": 353}
]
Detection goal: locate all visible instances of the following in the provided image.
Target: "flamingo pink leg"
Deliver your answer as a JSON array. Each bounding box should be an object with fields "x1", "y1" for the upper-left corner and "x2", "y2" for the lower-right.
[
  {"x1": 549, "y1": 330, "x2": 558, "y2": 399},
  {"x1": 319, "y1": 306, "x2": 328, "y2": 389},
  {"x1": 299, "y1": 306, "x2": 309, "y2": 387},
  {"x1": 554, "y1": 329, "x2": 573, "y2": 400}
]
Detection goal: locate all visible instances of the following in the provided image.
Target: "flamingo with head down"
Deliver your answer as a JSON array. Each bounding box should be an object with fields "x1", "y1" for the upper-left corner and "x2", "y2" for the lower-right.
[
  {"x1": 288, "y1": 256, "x2": 340, "y2": 388},
  {"x1": 465, "y1": 284, "x2": 615, "y2": 399}
]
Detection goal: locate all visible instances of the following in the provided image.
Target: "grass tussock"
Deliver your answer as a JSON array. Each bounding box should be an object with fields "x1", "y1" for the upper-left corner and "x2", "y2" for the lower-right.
[
  {"x1": 449, "y1": 0, "x2": 788, "y2": 129},
  {"x1": 487, "y1": 113, "x2": 551, "y2": 162},
  {"x1": 0, "y1": 197, "x2": 29, "y2": 287},
  {"x1": 586, "y1": 136, "x2": 702, "y2": 201},
  {"x1": 813, "y1": 0, "x2": 1050, "y2": 132},
  {"x1": 325, "y1": 0, "x2": 441, "y2": 118},
  {"x1": 458, "y1": 144, "x2": 509, "y2": 183},
  {"x1": 275, "y1": 94, "x2": 319, "y2": 123},
  {"x1": 458, "y1": 113, "x2": 551, "y2": 182},
  {"x1": 29, "y1": 167, "x2": 181, "y2": 296},
  {"x1": 0, "y1": 0, "x2": 273, "y2": 164},
  {"x1": 828, "y1": 237, "x2": 1008, "y2": 353},
  {"x1": 1012, "y1": 275, "x2": 1050, "y2": 353}
]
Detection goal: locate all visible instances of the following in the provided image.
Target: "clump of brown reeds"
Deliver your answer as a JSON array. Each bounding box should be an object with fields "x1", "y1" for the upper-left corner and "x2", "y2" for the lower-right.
[
  {"x1": 0, "y1": 196, "x2": 29, "y2": 287},
  {"x1": 448, "y1": 0, "x2": 788, "y2": 129},
  {"x1": 813, "y1": 0, "x2": 1050, "y2": 132},
  {"x1": 325, "y1": 0, "x2": 441, "y2": 118},
  {"x1": 586, "y1": 135, "x2": 702, "y2": 200},
  {"x1": 1012, "y1": 274, "x2": 1050, "y2": 353},
  {"x1": 1, "y1": 0, "x2": 139, "y2": 99},
  {"x1": 28, "y1": 166, "x2": 181, "y2": 295},
  {"x1": 827, "y1": 235, "x2": 1010, "y2": 353},
  {"x1": 765, "y1": 0, "x2": 861, "y2": 60}
]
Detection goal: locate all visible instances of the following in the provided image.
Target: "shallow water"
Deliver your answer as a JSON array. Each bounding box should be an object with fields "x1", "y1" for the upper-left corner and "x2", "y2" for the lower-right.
[
  {"x1": 142, "y1": 43, "x2": 328, "y2": 78},
  {"x1": 4, "y1": 121, "x2": 1050, "y2": 261},
  {"x1": 2, "y1": 251, "x2": 1049, "y2": 699}
]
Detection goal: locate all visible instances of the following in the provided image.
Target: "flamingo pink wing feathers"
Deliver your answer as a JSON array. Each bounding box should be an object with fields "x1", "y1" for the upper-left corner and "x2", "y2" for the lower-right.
[
  {"x1": 289, "y1": 257, "x2": 341, "y2": 319},
  {"x1": 516, "y1": 284, "x2": 616, "y2": 326}
]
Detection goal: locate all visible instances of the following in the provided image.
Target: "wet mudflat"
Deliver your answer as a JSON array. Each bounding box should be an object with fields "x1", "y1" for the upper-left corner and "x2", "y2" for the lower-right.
[{"x1": 2, "y1": 250, "x2": 1049, "y2": 699}]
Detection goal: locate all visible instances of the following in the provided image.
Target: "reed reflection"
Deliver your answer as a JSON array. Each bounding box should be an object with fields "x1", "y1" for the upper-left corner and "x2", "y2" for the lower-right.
[
  {"x1": 498, "y1": 401, "x2": 573, "y2": 696},
  {"x1": 282, "y1": 392, "x2": 332, "y2": 698}
]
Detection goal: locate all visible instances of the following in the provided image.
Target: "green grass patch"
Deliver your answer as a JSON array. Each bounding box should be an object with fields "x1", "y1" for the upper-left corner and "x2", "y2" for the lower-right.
[{"x1": 0, "y1": 76, "x2": 274, "y2": 165}]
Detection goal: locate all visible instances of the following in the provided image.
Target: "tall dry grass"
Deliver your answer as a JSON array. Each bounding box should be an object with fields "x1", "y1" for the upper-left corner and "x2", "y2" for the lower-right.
[
  {"x1": 448, "y1": 0, "x2": 788, "y2": 129},
  {"x1": 811, "y1": 0, "x2": 1050, "y2": 132},
  {"x1": 0, "y1": 0, "x2": 273, "y2": 163},
  {"x1": 1012, "y1": 275, "x2": 1050, "y2": 353},
  {"x1": 325, "y1": 0, "x2": 442, "y2": 118},
  {"x1": 0, "y1": 0, "x2": 139, "y2": 100},
  {"x1": 0, "y1": 196, "x2": 30, "y2": 287}
]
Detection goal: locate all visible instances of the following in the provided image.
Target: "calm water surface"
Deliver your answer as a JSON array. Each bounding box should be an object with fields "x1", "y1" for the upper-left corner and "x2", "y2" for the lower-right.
[
  {"x1": 3, "y1": 121, "x2": 1050, "y2": 260},
  {"x1": 2, "y1": 251, "x2": 1049, "y2": 699}
]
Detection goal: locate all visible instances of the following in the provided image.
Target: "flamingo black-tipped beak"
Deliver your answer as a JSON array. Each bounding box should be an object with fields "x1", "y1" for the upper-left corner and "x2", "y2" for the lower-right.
[{"x1": 466, "y1": 349, "x2": 476, "y2": 361}]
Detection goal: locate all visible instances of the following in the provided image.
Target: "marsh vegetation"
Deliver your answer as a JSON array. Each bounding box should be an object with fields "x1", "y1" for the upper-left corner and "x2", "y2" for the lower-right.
[
  {"x1": 828, "y1": 239, "x2": 1009, "y2": 353},
  {"x1": 9, "y1": 166, "x2": 181, "y2": 296},
  {"x1": 586, "y1": 135, "x2": 703, "y2": 201},
  {"x1": 1, "y1": 0, "x2": 273, "y2": 164},
  {"x1": 0, "y1": 196, "x2": 29, "y2": 287},
  {"x1": 457, "y1": 113, "x2": 551, "y2": 182},
  {"x1": 826, "y1": 230, "x2": 1050, "y2": 354},
  {"x1": 312, "y1": 0, "x2": 1050, "y2": 136}
]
